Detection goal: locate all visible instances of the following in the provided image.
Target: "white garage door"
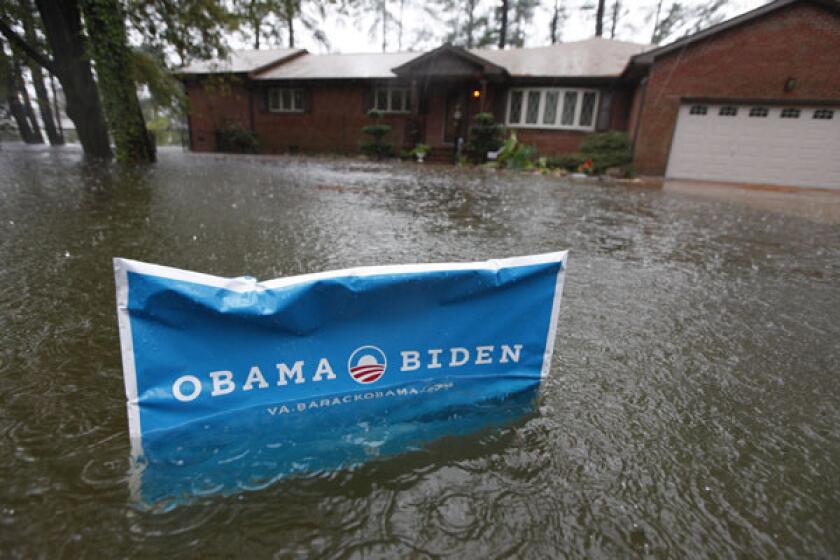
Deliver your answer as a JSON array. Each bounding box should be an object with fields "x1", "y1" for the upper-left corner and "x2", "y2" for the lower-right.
[{"x1": 666, "y1": 103, "x2": 840, "y2": 190}]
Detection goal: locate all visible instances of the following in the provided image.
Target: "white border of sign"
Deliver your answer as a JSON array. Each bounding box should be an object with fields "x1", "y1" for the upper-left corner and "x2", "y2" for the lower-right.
[{"x1": 114, "y1": 251, "x2": 568, "y2": 455}]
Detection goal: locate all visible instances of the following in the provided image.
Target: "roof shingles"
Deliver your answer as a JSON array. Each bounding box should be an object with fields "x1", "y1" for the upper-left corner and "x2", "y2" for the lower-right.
[
  {"x1": 180, "y1": 38, "x2": 650, "y2": 81},
  {"x1": 178, "y1": 48, "x2": 304, "y2": 75}
]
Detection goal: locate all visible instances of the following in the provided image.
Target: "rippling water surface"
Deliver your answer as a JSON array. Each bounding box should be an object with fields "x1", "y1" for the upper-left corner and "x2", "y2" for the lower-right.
[{"x1": 1, "y1": 145, "x2": 839, "y2": 558}]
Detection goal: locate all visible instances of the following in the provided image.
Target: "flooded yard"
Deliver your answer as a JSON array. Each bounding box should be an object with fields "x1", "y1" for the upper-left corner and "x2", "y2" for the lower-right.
[{"x1": 1, "y1": 144, "x2": 839, "y2": 557}]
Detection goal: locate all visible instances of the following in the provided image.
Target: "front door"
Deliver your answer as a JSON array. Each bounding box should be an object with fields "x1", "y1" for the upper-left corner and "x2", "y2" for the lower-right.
[{"x1": 444, "y1": 89, "x2": 467, "y2": 144}]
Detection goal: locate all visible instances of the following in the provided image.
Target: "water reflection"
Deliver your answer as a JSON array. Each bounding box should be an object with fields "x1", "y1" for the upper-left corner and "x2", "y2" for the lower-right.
[{"x1": 133, "y1": 386, "x2": 539, "y2": 509}]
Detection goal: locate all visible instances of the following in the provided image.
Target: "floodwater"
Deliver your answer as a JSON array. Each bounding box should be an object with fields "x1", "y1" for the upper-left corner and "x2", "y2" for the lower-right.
[{"x1": 1, "y1": 144, "x2": 839, "y2": 558}]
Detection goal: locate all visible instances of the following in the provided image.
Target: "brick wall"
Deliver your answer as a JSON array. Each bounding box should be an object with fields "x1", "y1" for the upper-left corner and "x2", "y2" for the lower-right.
[
  {"x1": 184, "y1": 77, "x2": 252, "y2": 152},
  {"x1": 500, "y1": 86, "x2": 633, "y2": 158},
  {"x1": 184, "y1": 78, "x2": 634, "y2": 158},
  {"x1": 510, "y1": 128, "x2": 591, "y2": 155},
  {"x1": 633, "y1": 2, "x2": 840, "y2": 175},
  {"x1": 253, "y1": 82, "x2": 413, "y2": 154}
]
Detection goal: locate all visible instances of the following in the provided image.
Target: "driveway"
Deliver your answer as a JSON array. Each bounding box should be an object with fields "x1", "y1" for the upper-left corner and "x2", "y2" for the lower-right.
[{"x1": 664, "y1": 179, "x2": 840, "y2": 225}]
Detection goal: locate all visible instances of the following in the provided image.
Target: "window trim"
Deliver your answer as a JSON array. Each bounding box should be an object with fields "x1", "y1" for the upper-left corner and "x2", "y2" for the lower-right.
[
  {"x1": 373, "y1": 86, "x2": 411, "y2": 114},
  {"x1": 506, "y1": 87, "x2": 600, "y2": 131},
  {"x1": 268, "y1": 87, "x2": 305, "y2": 113}
]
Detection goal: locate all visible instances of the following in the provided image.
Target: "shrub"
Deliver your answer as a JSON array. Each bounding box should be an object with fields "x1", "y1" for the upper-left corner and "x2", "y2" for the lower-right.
[
  {"x1": 411, "y1": 143, "x2": 430, "y2": 156},
  {"x1": 465, "y1": 112, "x2": 505, "y2": 163},
  {"x1": 546, "y1": 153, "x2": 586, "y2": 171},
  {"x1": 360, "y1": 109, "x2": 394, "y2": 159},
  {"x1": 495, "y1": 132, "x2": 537, "y2": 170},
  {"x1": 216, "y1": 123, "x2": 259, "y2": 153},
  {"x1": 578, "y1": 131, "x2": 632, "y2": 174}
]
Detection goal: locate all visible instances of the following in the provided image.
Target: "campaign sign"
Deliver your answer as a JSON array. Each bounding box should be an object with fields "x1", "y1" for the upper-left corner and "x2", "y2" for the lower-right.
[{"x1": 115, "y1": 252, "x2": 567, "y2": 504}]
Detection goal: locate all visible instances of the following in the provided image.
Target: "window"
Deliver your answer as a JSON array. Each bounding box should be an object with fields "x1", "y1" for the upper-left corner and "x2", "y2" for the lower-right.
[
  {"x1": 269, "y1": 88, "x2": 304, "y2": 112},
  {"x1": 813, "y1": 109, "x2": 834, "y2": 120},
  {"x1": 525, "y1": 91, "x2": 540, "y2": 124},
  {"x1": 509, "y1": 91, "x2": 523, "y2": 123},
  {"x1": 506, "y1": 88, "x2": 599, "y2": 130},
  {"x1": 373, "y1": 87, "x2": 410, "y2": 113},
  {"x1": 580, "y1": 92, "x2": 597, "y2": 127},
  {"x1": 749, "y1": 107, "x2": 768, "y2": 117},
  {"x1": 561, "y1": 91, "x2": 577, "y2": 125},
  {"x1": 780, "y1": 108, "x2": 800, "y2": 118},
  {"x1": 719, "y1": 106, "x2": 738, "y2": 116},
  {"x1": 543, "y1": 91, "x2": 558, "y2": 124},
  {"x1": 689, "y1": 105, "x2": 707, "y2": 115}
]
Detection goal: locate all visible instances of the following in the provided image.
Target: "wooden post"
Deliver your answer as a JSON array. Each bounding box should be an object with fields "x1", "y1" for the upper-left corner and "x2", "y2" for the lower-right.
[{"x1": 480, "y1": 79, "x2": 487, "y2": 112}]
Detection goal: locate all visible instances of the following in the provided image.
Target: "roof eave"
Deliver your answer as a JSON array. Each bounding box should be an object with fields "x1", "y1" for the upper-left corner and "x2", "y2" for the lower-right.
[
  {"x1": 391, "y1": 44, "x2": 509, "y2": 78},
  {"x1": 631, "y1": 0, "x2": 840, "y2": 64},
  {"x1": 248, "y1": 49, "x2": 309, "y2": 79}
]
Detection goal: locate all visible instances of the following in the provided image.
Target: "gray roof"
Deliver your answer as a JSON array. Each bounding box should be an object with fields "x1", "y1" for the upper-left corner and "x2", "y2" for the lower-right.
[
  {"x1": 177, "y1": 48, "x2": 305, "y2": 75},
  {"x1": 181, "y1": 38, "x2": 649, "y2": 81},
  {"x1": 471, "y1": 38, "x2": 649, "y2": 78},
  {"x1": 254, "y1": 51, "x2": 421, "y2": 80}
]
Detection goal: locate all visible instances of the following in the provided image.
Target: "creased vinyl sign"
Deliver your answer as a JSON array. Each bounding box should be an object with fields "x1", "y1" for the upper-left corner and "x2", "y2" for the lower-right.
[{"x1": 114, "y1": 252, "x2": 568, "y2": 446}]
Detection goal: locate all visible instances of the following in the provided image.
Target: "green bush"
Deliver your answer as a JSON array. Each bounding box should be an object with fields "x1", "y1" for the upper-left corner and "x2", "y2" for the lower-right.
[
  {"x1": 411, "y1": 143, "x2": 430, "y2": 156},
  {"x1": 465, "y1": 112, "x2": 505, "y2": 163},
  {"x1": 578, "y1": 131, "x2": 632, "y2": 173},
  {"x1": 360, "y1": 109, "x2": 394, "y2": 159},
  {"x1": 546, "y1": 153, "x2": 586, "y2": 171},
  {"x1": 579, "y1": 131, "x2": 631, "y2": 153},
  {"x1": 495, "y1": 132, "x2": 537, "y2": 170},
  {"x1": 216, "y1": 123, "x2": 258, "y2": 153}
]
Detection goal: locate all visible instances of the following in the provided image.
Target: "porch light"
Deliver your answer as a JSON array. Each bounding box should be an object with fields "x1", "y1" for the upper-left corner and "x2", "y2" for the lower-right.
[{"x1": 471, "y1": 89, "x2": 481, "y2": 99}]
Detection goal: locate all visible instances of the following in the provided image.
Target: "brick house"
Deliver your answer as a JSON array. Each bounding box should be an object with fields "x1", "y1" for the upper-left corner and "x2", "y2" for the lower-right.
[{"x1": 179, "y1": 0, "x2": 840, "y2": 189}]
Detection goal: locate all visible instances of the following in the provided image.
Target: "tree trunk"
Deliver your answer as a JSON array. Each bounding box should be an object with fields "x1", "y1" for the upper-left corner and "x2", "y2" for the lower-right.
[
  {"x1": 13, "y1": 57, "x2": 44, "y2": 143},
  {"x1": 397, "y1": 0, "x2": 404, "y2": 50},
  {"x1": 380, "y1": 0, "x2": 386, "y2": 52},
  {"x1": 610, "y1": 0, "x2": 619, "y2": 38},
  {"x1": 498, "y1": 0, "x2": 508, "y2": 48},
  {"x1": 651, "y1": 0, "x2": 663, "y2": 44},
  {"x1": 50, "y1": 73, "x2": 65, "y2": 143},
  {"x1": 466, "y1": 0, "x2": 475, "y2": 48},
  {"x1": 284, "y1": 0, "x2": 296, "y2": 48},
  {"x1": 34, "y1": 0, "x2": 112, "y2": 159},
  {"x1": 1, "y1": 41, "x2": 36, "y2": 143},
  {"x1": 26, "y1": 62, "x2": 61, "y2": 144},
  {"x1": 595, "y1": 0, "x2": 605, "y2": 36},
  {"x1": 550, "y1": 0, "x2": 559, "y2": 44},
  {"x1": 81, "y1": 0, "x2": 156, "y2": 163},
  {"x1": 21, "y1": 0, "x2": 63, "y2": 145},
  {"x1": 7, "y1": 90, "x2": 36, "y2": 143}
]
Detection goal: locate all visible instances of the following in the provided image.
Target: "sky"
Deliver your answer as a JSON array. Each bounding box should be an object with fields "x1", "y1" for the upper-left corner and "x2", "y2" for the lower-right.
[{"x1": 229, "y1": 0, "x2": 770, "y2": 54}]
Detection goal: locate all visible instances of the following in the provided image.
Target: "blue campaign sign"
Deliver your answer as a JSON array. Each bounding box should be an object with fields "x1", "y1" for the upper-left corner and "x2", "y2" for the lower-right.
[{"x1": 114, "y1": 252, "x2": 567, "y2": 492}]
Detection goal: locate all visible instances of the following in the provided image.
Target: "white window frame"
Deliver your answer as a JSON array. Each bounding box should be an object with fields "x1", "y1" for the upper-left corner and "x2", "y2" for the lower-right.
[
  {"x1": 506, "y1": 87, "x2": 600, "y2": 131},
  {"x1": 268, "y1": 88, "x2": 304, "y2": 113},
  {"x1": 374, "y1": 86, "x2": 410, "y2": 114}
]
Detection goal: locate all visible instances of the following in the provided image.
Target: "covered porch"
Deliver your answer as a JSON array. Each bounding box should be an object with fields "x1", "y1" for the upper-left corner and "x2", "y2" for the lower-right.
[{"x1": 391, "y1": 46, "x2": 510, "y2": 160}]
